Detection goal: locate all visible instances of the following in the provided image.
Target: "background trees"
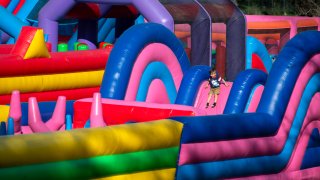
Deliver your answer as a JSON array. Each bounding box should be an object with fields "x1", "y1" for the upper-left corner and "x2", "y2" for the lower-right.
[{"x1": 232, "y1": 0, "x2": 320, "y2": 16}]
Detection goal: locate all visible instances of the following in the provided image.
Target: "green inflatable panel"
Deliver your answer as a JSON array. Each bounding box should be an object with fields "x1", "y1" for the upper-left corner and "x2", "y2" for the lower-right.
[{"x1": 0, "y1": 147, "x2": 179, "y2": 179}]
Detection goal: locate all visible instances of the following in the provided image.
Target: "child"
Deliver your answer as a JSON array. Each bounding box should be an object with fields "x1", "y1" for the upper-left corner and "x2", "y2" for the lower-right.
[{"x1": 205, "y1": 69, "x2": 228, "y2": 108}]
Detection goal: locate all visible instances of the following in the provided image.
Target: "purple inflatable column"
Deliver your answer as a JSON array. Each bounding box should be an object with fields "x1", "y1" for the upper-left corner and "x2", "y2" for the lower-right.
[
  {"x1": 87, "y1": 0, "x2": 174, "y2": 31},
  {"x1": 38, "y1": 0, "x2": 77, "y2": 52},
  {"x1": 39, "y1": 0, "x2": 173, "y2": 51},
  {"x1": 132, "y1": 0, "x2": 174, "y2": 31}
]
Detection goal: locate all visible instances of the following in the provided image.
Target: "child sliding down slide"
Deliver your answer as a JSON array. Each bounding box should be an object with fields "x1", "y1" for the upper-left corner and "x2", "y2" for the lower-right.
[{"x1": 205, "y1": 68, "x2": 228, "y2": 108}]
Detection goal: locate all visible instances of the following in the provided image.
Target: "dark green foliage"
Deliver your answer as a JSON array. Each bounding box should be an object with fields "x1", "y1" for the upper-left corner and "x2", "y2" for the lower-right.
[{"x1": 233, "y1": 0, "x2": 320, "y2": 16}]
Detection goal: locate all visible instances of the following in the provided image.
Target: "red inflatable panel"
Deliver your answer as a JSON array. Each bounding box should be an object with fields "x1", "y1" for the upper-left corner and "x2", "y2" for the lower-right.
[
  {"x1": 0, "y1": 48, "x2": 111, "y2": 77},
  {"x1": 252, "y1": 53, "x2": 267, "y2": 72},
  {"x1": 127, "y1": 5, "x2": 139, "y2": 16},
  {"x1": 216, "y1": 45, "x2": 226, "y2": 79},
  {"x1": 0, "y1": 0, "x2": 10, "y2": 7},
  {"x1": 0, "y1": 44, "x2": 14, "y2": 54},
  {"x1": 0, "y1": 87, "x2": 100, "y2": 104},
  {"x1": 73, "y1": 101, "x2": 194, "y2": 128},
  {"x1": 13, "y1": 0, "x2": 25, "y2": 14},
  {"x1": 10, "y1": 26, "x2": 38, "y2": 58}
]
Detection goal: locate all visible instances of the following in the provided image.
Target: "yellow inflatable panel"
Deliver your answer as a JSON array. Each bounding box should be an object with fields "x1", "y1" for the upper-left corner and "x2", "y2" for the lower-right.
[
  {"x1": 0, "y1": 70, "x2": 104, "y2": 95},
  {"x1": 24, "y1": 29, "x2": 50, "y2": 59},
  {"x1": 0, "y1": 119, "x2": 183, "y2": 167},
  {"x1": 0, "y1": 105, "x2": 9, "y2": 122},
  {"x1": 95, "y1": 168, "x2": 176, "y2": 180}
]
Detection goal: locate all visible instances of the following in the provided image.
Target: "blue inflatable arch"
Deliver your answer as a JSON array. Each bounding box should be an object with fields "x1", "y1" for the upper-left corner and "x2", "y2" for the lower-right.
[
  {"x1": 246, "y1": 36, "x2": 273, "y2": 72},
  {"x1": 175, "y1": 65, "x2": 211, "y2": 106},
  {"x1": 136, "y1": 62, "x2": 177, "y2": 103},
  {"x1": 100, "y1": 23, "x2": 190, "y2": 100}
]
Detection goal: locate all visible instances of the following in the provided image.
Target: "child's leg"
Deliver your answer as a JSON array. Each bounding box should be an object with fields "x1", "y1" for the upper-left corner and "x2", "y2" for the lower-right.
[
  {"x1": 211, "y1": 94, "x2": 218, "y2": 108},
  {"x1": 206, "y1": 90, "x2": 213, "y2": 108},
  {"x1": 212, "y1": 88, "x2": 219, "y2": 108},
  {"x1": 207, "y1": 93, "x2": 213, "y2": 103},
  {"x1": 214, "y1": 94, "x2": 218, "y2": 104}
]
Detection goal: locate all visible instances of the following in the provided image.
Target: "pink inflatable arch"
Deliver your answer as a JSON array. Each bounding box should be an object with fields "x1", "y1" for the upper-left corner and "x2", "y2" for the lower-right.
[{"x1": 125, "y1": 43, "x2": 183, "y2": 102}]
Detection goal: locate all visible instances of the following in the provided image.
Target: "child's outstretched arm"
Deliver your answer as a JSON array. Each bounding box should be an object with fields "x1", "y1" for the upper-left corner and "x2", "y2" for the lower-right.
[
  {"x1": 205, "y1": 82, "x2": 209, "y2": 89},
  {"x1": 205, "y1": 78, "x2": 210, "y2": 89},
  {"x1": 221, "y1": 79, "x2": 229, "y2": 87}
]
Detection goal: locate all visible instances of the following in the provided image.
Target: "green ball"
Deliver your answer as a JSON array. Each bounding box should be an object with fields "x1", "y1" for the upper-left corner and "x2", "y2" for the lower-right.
[
  {"x1": 77, "y1": 44, "x2": 89, "y2": 51},
  {"x1": 57, "y1": 43, "x2": 68, "y2": 52}
]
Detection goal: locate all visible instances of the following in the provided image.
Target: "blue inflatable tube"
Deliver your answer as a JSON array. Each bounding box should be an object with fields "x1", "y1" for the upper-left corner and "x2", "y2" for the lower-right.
[
  {"x1": 98, "y1": 18, "x2": 107, "y2": 29},
  {"x1": 0, "y1": 122, "x2": 6, "y2": 136},
  {"x1": 104, "y1": 28, "x2": 115, "y2": 43},
  {"x1": 301, "y1": 147, "x2": 320, "y2": 169},
  {"x1": 257, "y1": 31, "x2": 320, "y2": 121},
  {"x1": 6, "y1": 38, "x2": 15, "y2": 44},
  {"x1": 0, "y1": 6, "x2": 27, "y2": 39},
  {"x1": 224, "y1": 69, "x2": 267, "y2": 114},
  {"x1": 246, "y1": 36, "x2": 273, "y2": 72},
  {"x1": 7, "y1": 118, "x2": 14, "y2": 135},
  {"x1": 301, "y1": 129, "x2": 320, "y2": 169},
  {"x1": 15, "y1": 0, "x2": 38, "y2": 24},
  {"x1": 176, "y1": 73, "x2": 320, "y2": 179},
  {"x1": 173, "y1": 112, "x2": 276, "y2": 143},
  {"x1": 98, "y1": 18, "x2": 116, "y2": 42},
  {"x1": 308, "y1": 129, "x2": 320, "y2": 148},
  {"x1": 68, "y1": 29, "x2": 78, "y2": 50},
  {"x1": 136, "y1": 62, "x2": 177, "y2": 103},
  {"x1": 100, "y1": 23, "x2": 190, "y2": 99},
  {"x1": 6, "y1": 0, "x2": 19, "y2": 13},
  {"x1": 244, "y1": 84, "x2": 262, "y2": 112},
  {"x1": 135, "y1": 15, "x2": 145, "y2": 24},
  {"x1": 65, "y1": 115, "x2": 73, "y2": 130},
  {"x1": 175, "y1": 65, "x2": 211, "y2": 106}
]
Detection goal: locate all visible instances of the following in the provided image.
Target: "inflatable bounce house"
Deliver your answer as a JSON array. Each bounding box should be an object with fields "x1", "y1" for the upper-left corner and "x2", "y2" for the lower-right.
[{"x1": 0, "y1": 0, "x2": 320, "y2": 179}]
